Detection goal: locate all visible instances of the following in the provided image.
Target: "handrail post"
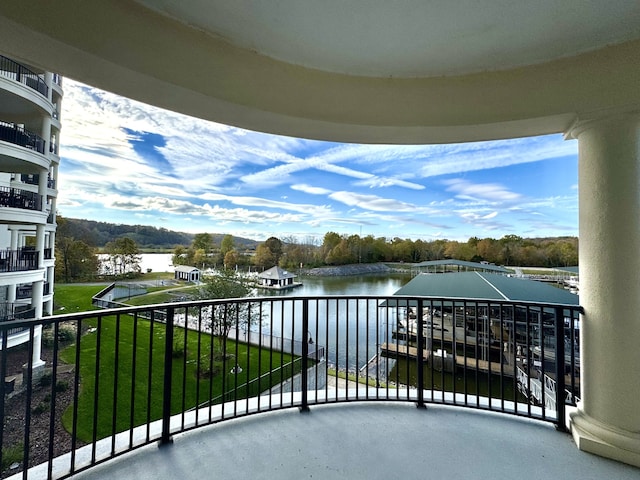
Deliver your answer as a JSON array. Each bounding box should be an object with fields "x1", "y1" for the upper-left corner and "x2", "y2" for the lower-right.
[
  {"x1": 160, "y1": 306, "x2": 175, "y2": 445},
  {"x1": 416, "y1": 299, "x2": 426, "y2": 409},
  {"x1": 554, "y1": 306, "x2": 567, "y2": 431},
  {"x1": 300, "y1": 299, "x2": 310, "y2": 413}
]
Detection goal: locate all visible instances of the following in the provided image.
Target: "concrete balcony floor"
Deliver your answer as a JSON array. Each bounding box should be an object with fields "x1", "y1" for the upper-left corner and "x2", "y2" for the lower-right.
[{"x1": 68, "y1": 402, "x2": 638, "y2": 480}]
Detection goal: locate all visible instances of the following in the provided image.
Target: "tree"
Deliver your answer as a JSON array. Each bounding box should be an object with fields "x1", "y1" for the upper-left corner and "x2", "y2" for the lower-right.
[
  {"x1": 224, "y1": 250, "x2": 238, "y2": 269},
  {"x1": 253, "y1": 243, "x2": 276, "y2": 269},
  {"x1": 220, "y1": 234, "x2": 235, "y2": 256},
  {"x1": 55, "y1": 216, "x2": 99, "y2": 282},
  {"x1": 197, "y1": 270, "x2": 257, "y2": 353},
  {"x1": 103, "y1": 237, "x2": 141, "y2": 276},
  {"x1": 192, "y1": 233, "x2": 213, "y2": 253},
  {"x1": 56, "y1": 237, "x2": 99, "y2": 282},
  {"x1": 264, "y1": 237, "x2": 283, "y2": 264},
  {"x1": 172, "y1": 245, "x2": 188, "y2": 266}
]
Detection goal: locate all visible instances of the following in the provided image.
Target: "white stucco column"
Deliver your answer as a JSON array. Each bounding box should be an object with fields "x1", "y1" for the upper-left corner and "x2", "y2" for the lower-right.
[{"x1": 569, "y1": 112, "x2": 640, "y2": 467}]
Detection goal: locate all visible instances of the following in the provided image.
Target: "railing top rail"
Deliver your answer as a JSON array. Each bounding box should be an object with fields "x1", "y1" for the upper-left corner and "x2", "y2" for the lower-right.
[{"x1": 0, "y1": 294, "x2": 582, "y2": 332}]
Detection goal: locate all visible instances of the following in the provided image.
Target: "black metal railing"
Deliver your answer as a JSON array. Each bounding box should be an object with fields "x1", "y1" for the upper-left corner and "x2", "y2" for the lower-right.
[
  {"x1": 16, "y1": 283, "x2": 33, "y2": 299},
  {"x1": 0, "y1": 55, "x2": 48, "y2": 97},
  {"x1": 0, "y1": 186, "x2": 43, "y2": 211},
  {"x1": 20, "y1": 173, "x2": 39, "y2": 186},
  {"x1": 0, "y1": 248, "x2": 39, "y2": 272},
  {"x1": 0, "y1": 304, "x2": 34, "y2": 341},
  {"x1": 0, "y1": 295, "x2": 581, "y2": 479},
  {"x1": 0, "y1": 120, "x2": 46, "y2": 154}
]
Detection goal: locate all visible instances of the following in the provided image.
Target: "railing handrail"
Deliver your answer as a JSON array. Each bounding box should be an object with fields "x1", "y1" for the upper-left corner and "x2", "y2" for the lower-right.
[
  {"x1": 0, "y1": 294, "x2": 581, "y2": 479},
  {"x1": 0, "y1": 120, "x2": 46, "y2": 154},
  {"x1": 0, "y1": 185, "x2": 43, "y2": 211},
  {"x1": 0, "y1": 54, "x2": 48, "y2": 97}
]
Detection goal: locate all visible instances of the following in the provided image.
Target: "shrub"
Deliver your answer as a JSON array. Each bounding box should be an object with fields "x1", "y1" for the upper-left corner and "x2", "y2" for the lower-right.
[
  {"x1": 32, "y1": 402, "x2": 49, "y2": 415},
  {"x1": 1, "y1": 443, "x2": 23, "y2": 471},
  {"x1": 39, "y1": 373, "x2": 52, "y2": 387},
  {"x1": 55, "y1": 381, "x2": 69, "y2": 392}
]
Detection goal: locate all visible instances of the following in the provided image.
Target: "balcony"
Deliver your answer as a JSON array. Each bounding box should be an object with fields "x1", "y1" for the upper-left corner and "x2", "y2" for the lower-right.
[
  {"x1": 0, "y1": 121, "x2": 45, "y2": 154},
  {"x1": 0, "y1": 186, "x2": 42, "y2": 212},
  {"x1": 16, "y1": 283, "x2": 32, "y2": 299},
  {"x1": 4, "y1": 295, "x2": 630, "y2": 480},
  {"x1": 0, "y1": 55, "x2": 48, "y2": 98},
  {"x1": 0, "y1": 248, "x2": 39, "y2": 272},
  {"x1": 0, "y1": 303, "x2": 34, "y2": 339}
]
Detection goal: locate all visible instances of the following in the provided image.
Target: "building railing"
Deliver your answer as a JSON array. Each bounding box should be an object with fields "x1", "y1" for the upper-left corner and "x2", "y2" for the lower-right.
[
  {"x1": 0, "y1": 303, "x2": 36, "y2": 338},
  {"x1": 19, "y1": 174, "x2": 39, "y2": 186},
  {"x1": 0, "y1": 186, "x2": 43, "y2": 211},
  {"x1": 16, "y1": 283, "x2": 32, "y2": 299},
  {"x1": 0, "y1": 295, "x2": 581, "y2": 479},
  {"x1": 0, "y1": 55, "x2": 48, "y2": 97},
  {"x1": 0, "y1": 120, "x2": 46, "y2": 154},
  {"x1": 0, "y1": 248, "x2": 39, "y2": 273}
]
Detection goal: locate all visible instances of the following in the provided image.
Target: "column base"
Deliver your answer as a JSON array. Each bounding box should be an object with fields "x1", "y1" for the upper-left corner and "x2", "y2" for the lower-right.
[{"x1": 570, "y1": 407, "x2": 640, "y2": 468}]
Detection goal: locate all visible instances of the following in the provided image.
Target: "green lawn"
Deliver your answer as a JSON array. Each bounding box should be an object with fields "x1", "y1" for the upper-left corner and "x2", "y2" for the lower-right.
[
  {"x1": 53, "y1": 284, "x2": 107, "y2": 313},
  {"x1": 60, "y1": 316, "x2": 299, "y2": 442},
  {"x1": 125, "y1": 287, "x2": 199, "y2": 306},
  {"x1": 53, "y1": 284, "x2": 300, "y2": 442}
]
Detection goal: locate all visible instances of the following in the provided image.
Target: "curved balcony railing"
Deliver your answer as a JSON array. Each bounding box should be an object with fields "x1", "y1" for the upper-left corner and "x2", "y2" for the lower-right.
[
  {"x1": 0, "y1": 55, "x2": 48, "y2": 97},
  {"x1": 0, "y1": 186, "x2": 43, "y2": 211},
  {"x1": 0, "y1": 120, "x2": 46, "y2": 154},
  {"x1": 0, "y1": 295, "x2": 581, "y2": 479},
  {"x1": 0, "y1": 248, "x2": 39, "y2": 272},
  {"x1": 0, "y1": 303, "x2": 35, "y2": 338}
]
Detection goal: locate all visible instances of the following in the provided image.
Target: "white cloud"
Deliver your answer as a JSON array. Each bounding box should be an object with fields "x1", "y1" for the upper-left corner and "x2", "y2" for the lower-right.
[
  {"x1": 328, "y1": 191, "x2": 416, "y2": 212},
  {"x1": 290, "y1": 184, "x2": 332, "y2": 195},
  {"x1": 443, "y1": 179, "x2": 522, "y2": 202}
]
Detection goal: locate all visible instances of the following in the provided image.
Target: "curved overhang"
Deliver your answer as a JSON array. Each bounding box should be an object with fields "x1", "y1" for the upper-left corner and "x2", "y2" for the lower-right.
[
  {"x1": 0, "y1": 269, "x2": 45, "y2": 287},
  {"x1": 0, "y1": 1, "x2": 639, "y2": 144},
  {"x1": 0, "y1": 142, "x2": 50, "y2": 173},
  {"x1": 0, "y1": 76, "x2": 52, "y2": 120},
  {"x1": 0, "y1": 207, "x2": 47, "y2": 226}
]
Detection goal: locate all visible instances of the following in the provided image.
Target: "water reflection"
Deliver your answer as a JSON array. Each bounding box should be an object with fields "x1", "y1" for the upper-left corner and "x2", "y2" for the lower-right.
[{"x1": 256, "y1": 273, "x2": 411, "y2": 375}]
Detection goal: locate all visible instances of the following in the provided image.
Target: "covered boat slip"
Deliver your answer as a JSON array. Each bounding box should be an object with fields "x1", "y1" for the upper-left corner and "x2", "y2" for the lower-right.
[{"x1": 382, "y1": 271, "x2": 580, "y2": 407}]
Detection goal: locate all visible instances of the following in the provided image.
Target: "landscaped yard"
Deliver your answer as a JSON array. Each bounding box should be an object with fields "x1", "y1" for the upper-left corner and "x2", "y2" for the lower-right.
[{"x1": 53, "y1": 284, "x2": 301, "y2": 443}]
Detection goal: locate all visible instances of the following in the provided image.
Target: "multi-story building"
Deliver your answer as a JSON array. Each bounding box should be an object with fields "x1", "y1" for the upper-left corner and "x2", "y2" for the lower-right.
[{"x1": 0, "y1": 54, "x2": 61, "y2": 368}]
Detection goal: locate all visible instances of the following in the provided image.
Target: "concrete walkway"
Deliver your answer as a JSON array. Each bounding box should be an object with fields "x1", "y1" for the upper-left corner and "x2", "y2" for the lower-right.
[{"x1": 68, "y1": 403, "x2": 639, "y2": 480}]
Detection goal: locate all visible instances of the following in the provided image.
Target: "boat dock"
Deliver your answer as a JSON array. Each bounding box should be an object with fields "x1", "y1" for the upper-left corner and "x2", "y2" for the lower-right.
[{"x1": 380, "y1": 342, "x2": 515, "y2": 376}]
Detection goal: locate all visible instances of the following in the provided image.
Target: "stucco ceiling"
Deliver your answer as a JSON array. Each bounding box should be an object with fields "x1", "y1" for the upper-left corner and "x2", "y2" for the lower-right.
[
  {"x1": 0, "y1": 1, "x2": 639, "y2": 143},
  {"x1": 135, "y1": 0, "x2": 640, "y2": 78}
]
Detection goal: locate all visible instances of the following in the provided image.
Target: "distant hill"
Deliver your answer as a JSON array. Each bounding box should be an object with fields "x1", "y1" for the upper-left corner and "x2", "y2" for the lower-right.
[{"x1": 60, "y1": 217, "x2": 260, "y2": 250}]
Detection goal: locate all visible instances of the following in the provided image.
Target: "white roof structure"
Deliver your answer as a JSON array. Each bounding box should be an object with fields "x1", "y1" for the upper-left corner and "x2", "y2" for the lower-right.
[{"x1": 258, "y1": 266, "x2": 296, "y2": 281}]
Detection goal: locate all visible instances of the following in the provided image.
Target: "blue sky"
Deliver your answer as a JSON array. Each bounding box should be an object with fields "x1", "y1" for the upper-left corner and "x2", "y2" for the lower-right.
[{"x1": 58, "y1": 79, "x2": 578, "y2": 242}]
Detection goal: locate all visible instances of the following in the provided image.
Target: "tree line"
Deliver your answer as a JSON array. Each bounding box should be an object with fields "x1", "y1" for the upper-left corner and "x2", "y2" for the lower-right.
[
  {"x1": 55, "y1": 215, "x2": 578, "y2": 283},
  {"x1": 173, "y1": 232, "x2": 578, "y2": 271}
]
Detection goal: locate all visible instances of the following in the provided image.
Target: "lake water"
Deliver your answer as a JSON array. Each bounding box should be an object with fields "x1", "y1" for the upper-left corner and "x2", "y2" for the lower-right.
[
  {"x1": 138, "y1": 254, "x2": 411, "y2": 372},
  {"x1": 139, "y1": 253, "x2": 174, "y2": 272}
]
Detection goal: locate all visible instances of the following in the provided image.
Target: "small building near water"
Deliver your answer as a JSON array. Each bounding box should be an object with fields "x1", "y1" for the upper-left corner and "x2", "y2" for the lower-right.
[
  {"x1": 258, "y1": 266, "x2": 301, "y2": 290},
  {"x1": 174, "y1": 265, "x2": 201, "y2": 282}
]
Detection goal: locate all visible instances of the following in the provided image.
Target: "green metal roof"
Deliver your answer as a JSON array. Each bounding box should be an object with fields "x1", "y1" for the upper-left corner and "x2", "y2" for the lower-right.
[
  {"x1": 391, "y1": 271, "x2": 579, "y2": 305},
  {"x1": 412, "y1": 259, "x2": 511, "y2": 273}
]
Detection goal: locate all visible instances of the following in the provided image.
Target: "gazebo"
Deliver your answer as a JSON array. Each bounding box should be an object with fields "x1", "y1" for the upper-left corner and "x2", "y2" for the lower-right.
[{"x1": 258, "y1": 266, "x2": 300, "y2": 290}]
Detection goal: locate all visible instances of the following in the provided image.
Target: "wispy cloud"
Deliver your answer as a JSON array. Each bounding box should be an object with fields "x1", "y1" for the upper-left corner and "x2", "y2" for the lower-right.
[{"x1": 58, "y1": 79, "x2": 578, "y2": 240}]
